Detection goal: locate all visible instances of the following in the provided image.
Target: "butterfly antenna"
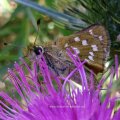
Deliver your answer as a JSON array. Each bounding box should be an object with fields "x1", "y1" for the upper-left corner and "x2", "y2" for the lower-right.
[
  {"x1": 3, "y1": 42, "x2": 25, "y2": 49},
  {"x1": 34, "y1": 19, "x2": 41, "y2": 46}
]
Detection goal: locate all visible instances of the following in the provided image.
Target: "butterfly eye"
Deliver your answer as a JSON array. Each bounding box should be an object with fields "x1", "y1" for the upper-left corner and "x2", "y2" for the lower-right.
[
  {"x1": 3, "y1": 42, "x2": 8, "y2": 46},
  {"x1": 33, "y1": 46, "x2": 44, "y2": 56}
]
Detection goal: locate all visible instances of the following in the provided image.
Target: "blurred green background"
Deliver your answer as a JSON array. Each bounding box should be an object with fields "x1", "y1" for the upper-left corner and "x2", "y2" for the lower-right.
[
  {"x1": 0, "y1": 0, "x2": 73, "y2": 79},
  {"x1": 0, "y1": 0, "x2": 120, "y2": 93}
]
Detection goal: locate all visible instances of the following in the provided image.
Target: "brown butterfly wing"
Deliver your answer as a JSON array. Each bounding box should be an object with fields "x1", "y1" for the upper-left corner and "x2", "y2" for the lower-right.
[
  {"x1": 56, "y1": 24, "x2": 110, "y2": 74},
  {"x1": 44, "y1": 46, "x2": 94, "y2": 84}
]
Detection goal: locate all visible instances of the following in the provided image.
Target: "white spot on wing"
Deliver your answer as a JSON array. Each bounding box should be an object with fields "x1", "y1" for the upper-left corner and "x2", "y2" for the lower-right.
[
  {"x1": 82, "y1": 40, "x2": 88, "y2": 46},
  {"x1": 74, "y1": 37, "x2": 80, "y2": 42},
  {"x1": 104, "y1": 48, "x2": 107, "y2": 52},
  {"x1": 88, "y1": 55, "x2": 94, "y2": 61},
  {"x1": 91, "y1": 45, "x2": 98, "y2": 51},
  {"x1": 89, "y1": 29, "x2": 93, "y2": 35},
  {"x1": 85, "y1": 59, "x2": 90, "y2": 63},
  {"x1": 99, "y1": 36, "x2": 103, "y2": 41},
  {"x1": 72, "y1": 47, "x2": 80, "y2": 54},
  {"x1": 64, "y1": 43, "x2": 68, "y2": 48},
  {"x1": 91, "y1": 45, "x2": 96, "y2": 47},
  {"x1": 89, "y1": 52, "x2": 94, "y2": 56},
  {"x1": 93, "y1": 47, "x2": 98, "y2": 51},
  {"x1": 94, "y1": 35, "x2": 98, "y2": 38}
]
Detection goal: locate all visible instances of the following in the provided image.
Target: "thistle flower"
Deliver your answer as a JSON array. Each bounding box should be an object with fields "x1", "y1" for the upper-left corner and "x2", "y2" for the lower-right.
[{"x1": 0, "y1": 50, "x2": 120, "y2": 120}]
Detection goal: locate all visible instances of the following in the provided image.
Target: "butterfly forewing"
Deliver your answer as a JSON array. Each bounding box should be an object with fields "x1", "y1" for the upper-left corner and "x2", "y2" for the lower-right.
[{"x1": 56, "y1": 24, "x2": 110, "y2": 74}]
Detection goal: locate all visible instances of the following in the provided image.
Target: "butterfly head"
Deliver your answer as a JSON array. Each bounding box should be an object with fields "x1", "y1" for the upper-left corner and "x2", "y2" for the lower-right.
[{"x1": 33, "y1": 46, "x2": 44, "y2": 56}]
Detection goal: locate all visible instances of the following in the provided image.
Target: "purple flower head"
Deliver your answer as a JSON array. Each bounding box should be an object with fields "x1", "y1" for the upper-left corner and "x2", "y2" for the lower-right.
[{"x1": 0, "y1": 50, "x2": 120, "y2": 120}]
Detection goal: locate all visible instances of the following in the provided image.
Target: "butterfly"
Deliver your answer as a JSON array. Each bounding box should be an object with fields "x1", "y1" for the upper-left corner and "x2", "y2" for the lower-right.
[{"x1": 29, "y1": 24, "x2": 110, "y2": 84}]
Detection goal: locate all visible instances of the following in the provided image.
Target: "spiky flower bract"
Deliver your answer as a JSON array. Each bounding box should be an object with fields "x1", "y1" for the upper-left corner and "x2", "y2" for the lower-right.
[{"x1": 0, "y1": 50, "x2": 120, "y2": 120}]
